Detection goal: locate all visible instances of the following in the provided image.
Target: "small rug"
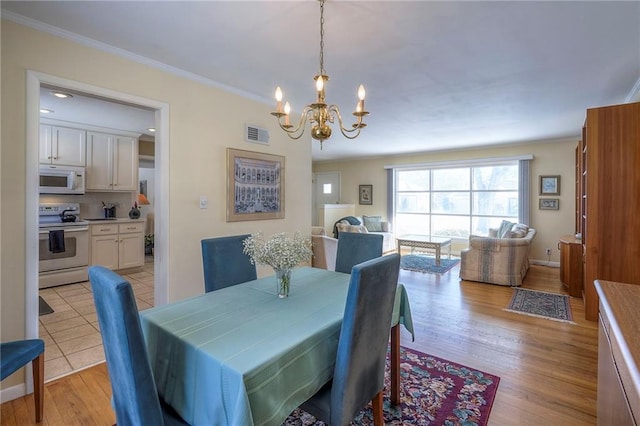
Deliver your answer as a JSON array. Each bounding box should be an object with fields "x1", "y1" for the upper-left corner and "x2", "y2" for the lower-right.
[
  {"x1": 39, "y1": 296, "x2": 54, "y2": 316},
  {"x1": 283, "y1": 346, "x2": 499, "y2": 425},
  {"x1": 505, "y1": 288, "x2": 574, "y2": 323},
  {"x1": 400, "y1": 254, "x2": 460, "y2": 274}
]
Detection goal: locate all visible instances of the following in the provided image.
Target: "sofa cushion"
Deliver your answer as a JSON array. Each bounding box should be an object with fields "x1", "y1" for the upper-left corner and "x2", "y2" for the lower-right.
[{"x1": 362, "y1": 215, "x2": 383, "y2": 232}]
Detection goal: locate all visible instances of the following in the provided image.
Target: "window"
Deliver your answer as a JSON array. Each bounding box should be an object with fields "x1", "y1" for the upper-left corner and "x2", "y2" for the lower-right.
[{"x1": 394, "y1": 162, "x2": 522, "y2": 239}]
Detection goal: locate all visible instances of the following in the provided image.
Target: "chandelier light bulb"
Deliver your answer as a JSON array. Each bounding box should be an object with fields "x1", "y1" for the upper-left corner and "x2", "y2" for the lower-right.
[
  {"x1": 316, "y1": 76, "x2": 324, "y2": 92},
  {"x1": 358, "y1": 85, "x2": 366, "y2": 101},
  {"x1": 275, "y1": 86, "x2": 283, "y2": 102}
]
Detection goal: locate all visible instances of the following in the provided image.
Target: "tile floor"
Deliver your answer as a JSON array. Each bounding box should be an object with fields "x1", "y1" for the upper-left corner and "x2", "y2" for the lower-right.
[{"x1": 38, "y1": 257, "x2": 154, "y2": 382}]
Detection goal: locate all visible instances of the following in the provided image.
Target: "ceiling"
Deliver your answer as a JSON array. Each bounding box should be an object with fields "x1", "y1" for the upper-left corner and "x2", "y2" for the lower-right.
[{"x1": 4, "y1": 1, "x2": 639, "y2": 161}]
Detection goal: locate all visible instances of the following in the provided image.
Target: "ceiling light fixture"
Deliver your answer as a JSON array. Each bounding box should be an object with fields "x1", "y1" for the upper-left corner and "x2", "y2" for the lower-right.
[
  {"x1": 51, "y1": 91, "x2": 73, "y2": 99},
  {"x1": 271, "y1": 0, "x2": 368, "y2": 149},
  {"x1": 40, "y1": 108, "x2": 54, "y2": 114},
  {"x1": 147, "y1": 128, "x2": 156, "y2": 132}
]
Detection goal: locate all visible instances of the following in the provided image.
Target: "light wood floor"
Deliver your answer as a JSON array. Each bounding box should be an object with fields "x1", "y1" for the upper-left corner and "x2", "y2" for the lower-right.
[{"x1": 1, "y1": 263, "x2": 598, "y2": 425}]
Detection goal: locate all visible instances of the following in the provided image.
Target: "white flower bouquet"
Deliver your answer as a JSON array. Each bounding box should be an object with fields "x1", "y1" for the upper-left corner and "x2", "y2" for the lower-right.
[{"x1": 242, "y1": 231, "x2": 312, "y2": 271}]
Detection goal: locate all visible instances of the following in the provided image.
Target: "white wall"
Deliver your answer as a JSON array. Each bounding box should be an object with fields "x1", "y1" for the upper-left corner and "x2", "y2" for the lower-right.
[{"x1": 1, "y1": 20, "x2": 312, "y2": 390}]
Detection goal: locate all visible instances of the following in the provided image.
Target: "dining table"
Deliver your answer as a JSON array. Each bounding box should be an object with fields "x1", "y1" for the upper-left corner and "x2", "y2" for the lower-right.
[{"x1": 139, "y1": 266, "x2": 414, "y2": 426}]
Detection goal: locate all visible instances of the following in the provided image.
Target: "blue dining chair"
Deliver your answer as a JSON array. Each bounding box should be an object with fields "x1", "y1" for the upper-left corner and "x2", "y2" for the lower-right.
[
  {"x1": 88, "y1": 266, "x2": 188, "y2": 425},
  {"x1": 201, "y1": 234, "x2": 257, "y2": 292},
  {"x1": 1, "y1": 339, "x2": 45, "y2": 422},
  {"x1": 334, "y1": 232, "x2": 383, "y2": 274},
  {"x1": 300, "y1": 253, "x2": 401, "y2": 426}
]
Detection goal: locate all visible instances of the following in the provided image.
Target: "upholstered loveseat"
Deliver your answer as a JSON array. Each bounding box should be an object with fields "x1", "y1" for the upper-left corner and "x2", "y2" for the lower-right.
[
  {"x1": 459, "y1": 222, "x2": 536, "y2": 286},
  {"x1": 311, "y1": 227, "x2": 337, "y2": 271},
  {"x1": 334, "y1": 216, "x2": 395, "y2": 253}
]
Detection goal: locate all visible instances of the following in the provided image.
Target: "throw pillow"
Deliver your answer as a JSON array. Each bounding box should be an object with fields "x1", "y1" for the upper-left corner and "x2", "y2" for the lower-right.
[
  {"x1": 497, "y1": 220, "x2": 515, "y2": 238},
  {"x1": 337, "y1": 223, "x2": 368, "y2": 234},
  {"x1": 507, "y1": 223, "x2": 529, "y2": 238},
  {"x1": 363, "y1": 215, "x2": 383, "y2": 232}
]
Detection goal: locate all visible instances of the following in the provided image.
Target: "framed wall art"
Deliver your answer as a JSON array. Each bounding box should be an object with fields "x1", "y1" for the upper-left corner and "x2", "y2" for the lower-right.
[
  {"x1": 539, "y1": 175, "x2": 560, "y2": 195},
  {"x1": 539, "y1": 198, "x2": 559, "y2": 210},
  {"x1": 359, "y1": 184, "x2": 373, "y2": 205},
  {"x1": 226, "y1": 148, "x2": 285, "y2": 222}
]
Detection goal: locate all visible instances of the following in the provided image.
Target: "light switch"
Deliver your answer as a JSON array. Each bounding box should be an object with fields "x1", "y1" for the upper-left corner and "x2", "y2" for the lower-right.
[{"x1": 199, "y1": 196, "x2": 208, "y2": 209}]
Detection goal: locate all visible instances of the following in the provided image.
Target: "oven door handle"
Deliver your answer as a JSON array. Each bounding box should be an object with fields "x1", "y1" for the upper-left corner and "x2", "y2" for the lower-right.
[{"x1": 39, "y1": 227, "x2": 89, "y2": 235}]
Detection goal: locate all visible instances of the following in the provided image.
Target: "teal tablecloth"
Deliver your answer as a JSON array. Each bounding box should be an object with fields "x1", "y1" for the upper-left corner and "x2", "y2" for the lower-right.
[{"x1": 139, "y1": 267, "x2": 413, "y2": 426}]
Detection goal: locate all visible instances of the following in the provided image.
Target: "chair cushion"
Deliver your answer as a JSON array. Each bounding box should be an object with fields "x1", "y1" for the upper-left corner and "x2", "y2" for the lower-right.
[
  {"x1": 362, "y1": 215, "x2": 383, "y2": 232},
  {"x1": 506, "y1": 223, "x2": 529, "y2": 238},
  {"x1": 0, "y1": 339, "x2": 45, "y2": 380}
]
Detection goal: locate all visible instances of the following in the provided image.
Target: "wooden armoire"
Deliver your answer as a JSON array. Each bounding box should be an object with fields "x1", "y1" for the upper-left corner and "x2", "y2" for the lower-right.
[{"x1": 578, "y1": 101, "x2": 640, "y2": 321}]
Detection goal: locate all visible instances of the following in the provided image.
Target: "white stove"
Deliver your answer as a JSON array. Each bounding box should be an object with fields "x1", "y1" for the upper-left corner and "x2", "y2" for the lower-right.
[{"x1": 39, "y1": 203, "x2": 89, "y2": 288}]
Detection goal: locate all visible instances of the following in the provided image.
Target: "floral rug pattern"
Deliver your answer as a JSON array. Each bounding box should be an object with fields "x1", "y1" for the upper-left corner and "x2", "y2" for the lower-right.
[{"x1": 283, "y1": 346, "x2": 499, "y2": 425}]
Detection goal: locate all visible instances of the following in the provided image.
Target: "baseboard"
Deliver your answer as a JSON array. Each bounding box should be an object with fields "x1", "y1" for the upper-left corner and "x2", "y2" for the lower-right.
[
  {"x1": 530, "y1": 259, "x2": 560, "y2": 268},
  {"x1": 1, "y1": 383, "x2": 27, "y2": 404}
]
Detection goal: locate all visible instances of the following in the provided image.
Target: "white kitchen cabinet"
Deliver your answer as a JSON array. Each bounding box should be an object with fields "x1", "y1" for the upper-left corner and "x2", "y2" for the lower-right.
[
  {"x1": 86, "y1": 131, "x2": 138, "y2": 191},
  {"x1": 90, "y1": 221, "x2": 144, "y2": 270},
  {"x1": 39, "y1": 124, "x2": 86, "y2": 166}
]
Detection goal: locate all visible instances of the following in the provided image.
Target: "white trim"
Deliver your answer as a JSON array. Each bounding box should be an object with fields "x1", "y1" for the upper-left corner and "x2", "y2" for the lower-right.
[
  {"x1": 4, "y1": 10, "x2": 270, "y2": 106},
  {"x1": 626, "y1": 75, "x2": 640, "y2": 103},
  {"x1": 384, "y1": 154, "x2": 534, "y2": 170},
  {"x1": 24, "y1": 71, "x2": 171, "y2": 398},
  {"x1": 40, "y1": 117, "x2": 142, "y2": 138},
  {"x1": 530, "y1": 259, "x2": 560, "y2": 268},
  {"x1": 0, "y1": 383, "x2": 27, "y2": 404}
]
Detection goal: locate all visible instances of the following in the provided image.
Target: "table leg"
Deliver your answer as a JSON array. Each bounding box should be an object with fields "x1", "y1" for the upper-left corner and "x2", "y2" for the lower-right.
[
  {"x1": 391, "y1": 324, "x2": 400, "y2": 405},
  {"x1": 435, "y1": 246, "x2": 441, "y2": 266}
]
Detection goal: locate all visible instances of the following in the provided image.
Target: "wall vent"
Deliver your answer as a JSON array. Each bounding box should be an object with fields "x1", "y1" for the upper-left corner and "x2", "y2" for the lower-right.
[{"x1": 245, "y1": 124, "x2": 270, "y2": 145}]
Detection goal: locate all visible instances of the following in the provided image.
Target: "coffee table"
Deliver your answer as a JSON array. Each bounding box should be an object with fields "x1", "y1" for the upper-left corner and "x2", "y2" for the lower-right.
[{"x1": 396, "y1": 234, "x2": 452, "y2": 266}]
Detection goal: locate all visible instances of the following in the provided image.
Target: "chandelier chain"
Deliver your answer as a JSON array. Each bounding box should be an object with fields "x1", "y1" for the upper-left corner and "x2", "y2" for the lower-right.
[{"x1": 319, "y1": 0, "x2": 325, "y2": 75}]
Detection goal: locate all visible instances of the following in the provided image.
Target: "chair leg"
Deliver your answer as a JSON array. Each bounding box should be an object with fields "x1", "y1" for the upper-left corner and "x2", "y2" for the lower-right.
[
  {"x1": 372, "y1": 391, "x2": 384, "y2": 426},
  {"x1": 32, "y1": 353, "x2": 44, "y2": 422}
]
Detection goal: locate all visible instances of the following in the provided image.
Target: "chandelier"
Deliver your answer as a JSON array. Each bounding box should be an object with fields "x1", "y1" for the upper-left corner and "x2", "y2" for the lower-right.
[{"x1": 271, "y1": 0, "x2": 369, "y2": 149}]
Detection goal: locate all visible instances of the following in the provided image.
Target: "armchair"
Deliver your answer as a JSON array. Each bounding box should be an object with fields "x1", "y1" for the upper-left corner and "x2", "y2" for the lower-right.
[{"x1": 460, "y1": 226, "x2": 536, "y2": 286}]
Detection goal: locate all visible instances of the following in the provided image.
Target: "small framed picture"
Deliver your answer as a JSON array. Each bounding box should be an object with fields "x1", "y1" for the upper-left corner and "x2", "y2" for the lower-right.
[
  {"x1": 359, "y1": 184, "x2": 373, "y2": 205},
  {"x1": 539, "y1": 198, "x2": 559, "y2": 210},
  {"x1": 539, "y1": 175, "x2": 560, "y2": 195}
]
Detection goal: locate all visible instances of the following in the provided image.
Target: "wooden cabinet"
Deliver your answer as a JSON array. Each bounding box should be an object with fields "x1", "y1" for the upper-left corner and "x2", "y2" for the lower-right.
[
  {"x1": 86, "y1": 131, "x2": 138, "y2": 191},
  {"x1": 581, "y1": 102, "x2": 640, "y2": 321},
  {"x1": 594, "y1": 280, "x2": 639, "y2": 425},
  {"x1": 558, "y1": 236, "x2": 583, "y2": 297},
  {"x1": 90, "y1": 221, "x2": 145, "y2": 270},
  {"x1": 39, "y1": 124, "x2": 86, "y2": 166}
]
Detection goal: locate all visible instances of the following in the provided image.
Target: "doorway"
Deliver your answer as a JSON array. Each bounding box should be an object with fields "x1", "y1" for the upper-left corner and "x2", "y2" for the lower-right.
[
  {"x1": 26, "y1": 71, "x2": 169, "y2": 380},
  {"x1": 312, "y1": 172, "x2": 341, "y2": 225}
]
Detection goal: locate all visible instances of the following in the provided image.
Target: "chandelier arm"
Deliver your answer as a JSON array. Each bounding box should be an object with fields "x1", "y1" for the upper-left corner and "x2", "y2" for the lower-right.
[
  {"x1": 277, "y1": 106, "x2": 315, "y2": 140},
  {"x1": 328, "y1": 105, "x2": 364, "y2": 139}
]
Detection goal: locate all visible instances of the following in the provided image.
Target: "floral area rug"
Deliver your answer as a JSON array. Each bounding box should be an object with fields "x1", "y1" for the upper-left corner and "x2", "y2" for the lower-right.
[
  {"x1": 505, "y1": 288, "x2": 574, "y2": 323},
  {"x1": 400, "y1": 254, "x2": 460, "y2": 274},
  {"x1": 283, "y1": 346, "x2": 500, "y2": 425}
]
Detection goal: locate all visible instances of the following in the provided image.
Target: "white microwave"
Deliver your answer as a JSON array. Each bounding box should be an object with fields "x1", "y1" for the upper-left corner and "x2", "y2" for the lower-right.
[{"x1": 39, "y1": 165, "x2": 86, "y2": 194}]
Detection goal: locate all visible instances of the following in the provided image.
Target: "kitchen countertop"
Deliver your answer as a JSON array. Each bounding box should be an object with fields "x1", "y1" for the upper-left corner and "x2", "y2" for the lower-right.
[{"x1": 83, "y1": 217, "x2": 145, "y2": 223}]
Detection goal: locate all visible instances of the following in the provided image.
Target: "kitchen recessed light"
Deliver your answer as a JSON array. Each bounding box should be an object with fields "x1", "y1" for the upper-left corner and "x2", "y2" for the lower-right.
[
  {"x1": 40, "y1": 108, "x2": 54, "y2": 114},
  {"x1": 147, "y1": 128, "x2": 156, "y2": 132},
  {"x1": 51, "y1": 91, "x2": 73, "y2": 99}
]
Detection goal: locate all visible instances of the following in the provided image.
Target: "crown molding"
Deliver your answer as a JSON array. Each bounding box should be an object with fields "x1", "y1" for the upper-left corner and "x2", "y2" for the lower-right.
[{"x1": 2, "y1": 10, "x2": 271, "y2": 105}]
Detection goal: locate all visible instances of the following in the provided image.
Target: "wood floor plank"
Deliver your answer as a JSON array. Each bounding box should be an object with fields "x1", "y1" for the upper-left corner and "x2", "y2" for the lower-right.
[{"x1": 1, "y1": 264, "x2": 597, "y2": 425}]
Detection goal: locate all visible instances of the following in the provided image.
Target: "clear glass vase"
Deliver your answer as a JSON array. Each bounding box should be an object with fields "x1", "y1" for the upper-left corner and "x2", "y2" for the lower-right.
[{"x1": 275, "y1": 269, "x2": 291, "y2": 298}]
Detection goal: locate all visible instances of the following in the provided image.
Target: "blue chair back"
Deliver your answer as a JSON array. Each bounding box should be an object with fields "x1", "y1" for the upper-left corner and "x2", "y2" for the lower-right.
[
  {"x1": 89, "y1": 266, "x2": 169, "y2": 425},
  {"x1": 334, "y1": 232, "x2": 383, "y2": 274},
  {"x1": 300, "y1": 253, "x2": 400, "y2": 425},
  {"x1": 201, "y1": 234, "x2": 257, "y2": 292}
]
